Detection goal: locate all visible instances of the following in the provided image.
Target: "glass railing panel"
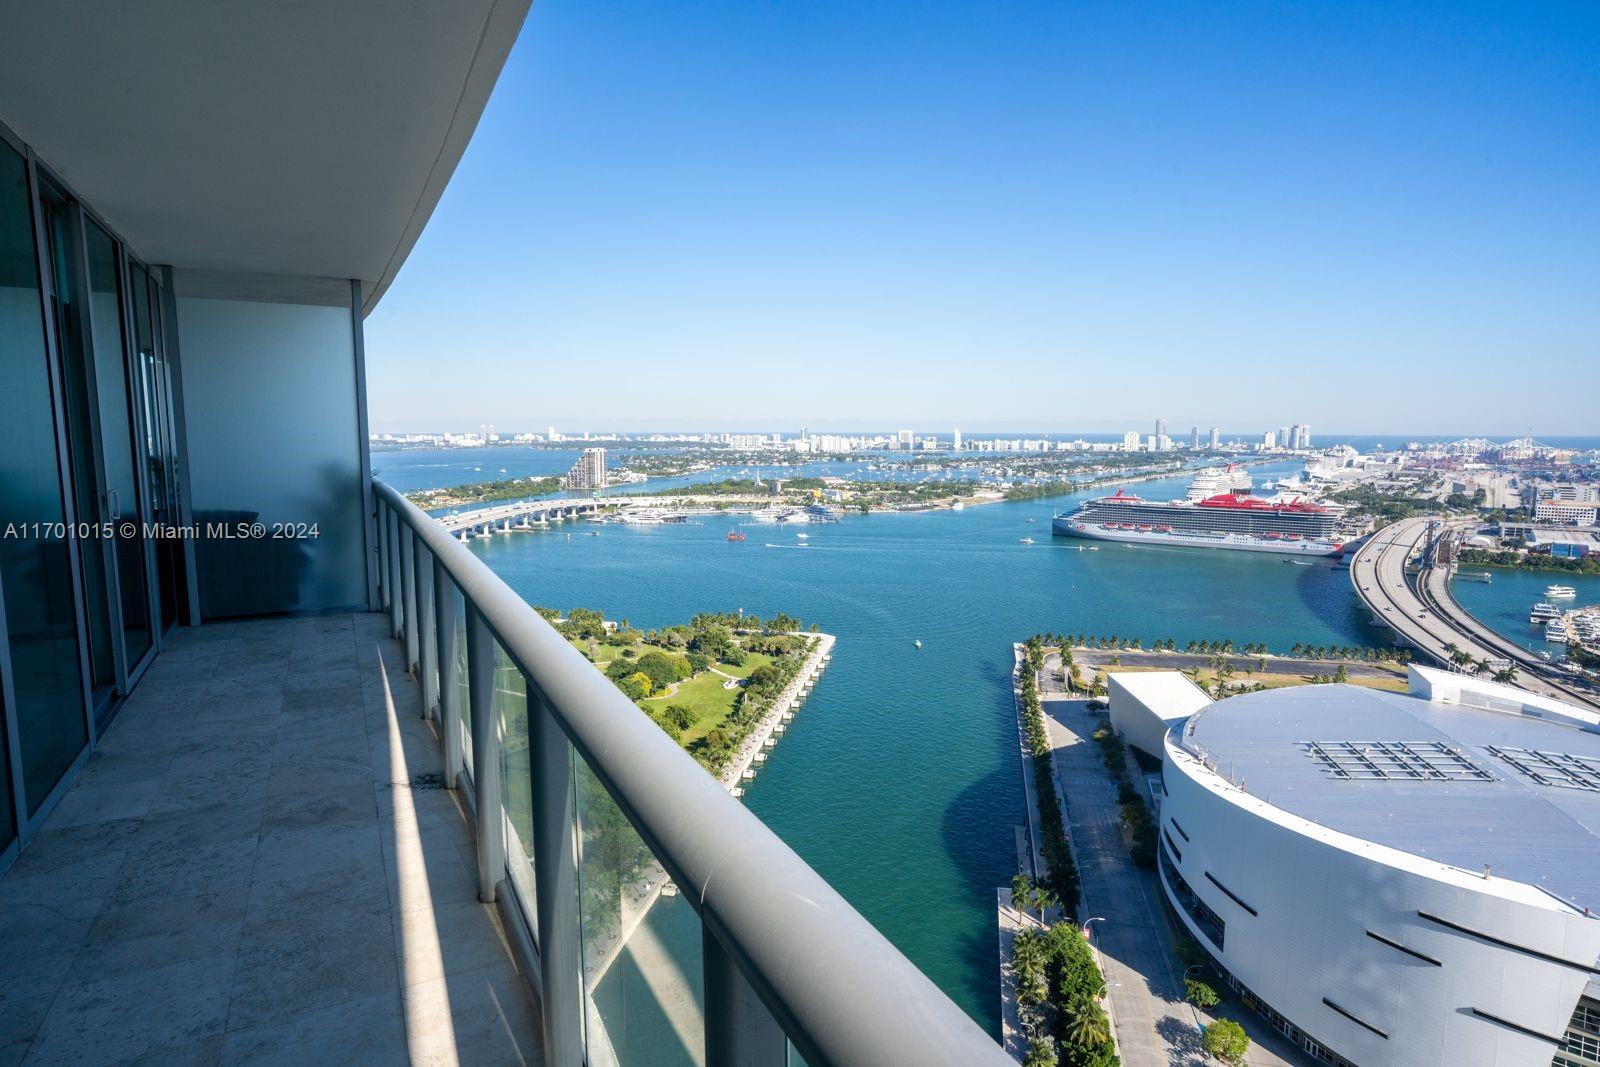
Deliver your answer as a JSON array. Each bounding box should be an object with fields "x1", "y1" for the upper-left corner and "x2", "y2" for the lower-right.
[
  {"x1": 495, "y1": 640, "x2": 537, "y2": 924},
  {"x1": 575, "y1": 753, "x2": 704, "y2": 1066},
  {"x1": 454, "y1": 584, "x2": 473, "y2": 773}
]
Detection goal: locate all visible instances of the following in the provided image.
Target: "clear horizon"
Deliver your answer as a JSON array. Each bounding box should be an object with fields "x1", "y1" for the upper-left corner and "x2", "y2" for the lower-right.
[{"x1": 365, "y1": 1, "x2": 1599, "y2": 436}]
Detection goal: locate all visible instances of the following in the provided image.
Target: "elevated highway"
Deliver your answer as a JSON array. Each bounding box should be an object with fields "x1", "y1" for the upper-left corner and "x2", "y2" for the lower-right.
[
  {"x1": 434, "y1": 497, "x2": 609, "y2": 538},
  {"x1": 1350, "y1": 517, "x2": 1600, "y2": 711}
]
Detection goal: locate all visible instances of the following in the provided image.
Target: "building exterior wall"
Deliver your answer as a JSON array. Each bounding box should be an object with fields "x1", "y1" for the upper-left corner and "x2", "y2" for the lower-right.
[
  {"x1": 1160, "y1": 737, "x2": 1600, "y2": 1066},
  {"x1": 1107, "y1": 673, "x2": 1206, "y2": 760},
  {"x1": 175, "y1": 294, "x2": 368, "y2": 618}
]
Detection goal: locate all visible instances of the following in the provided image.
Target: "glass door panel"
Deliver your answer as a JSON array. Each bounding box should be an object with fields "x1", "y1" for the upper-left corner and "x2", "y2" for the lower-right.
[
  {"x1": 85, "y1": 221, "x2": 152, "y2": 679},
  {"x1": 128, "y1": 265, "x2": 182, "y2": 632},
  {"x1": 0, "y1": 145, "x2": 87, "y2": 813},
  {"x1": 42, "y1": 192, "x2": 117, "y2": 714}
]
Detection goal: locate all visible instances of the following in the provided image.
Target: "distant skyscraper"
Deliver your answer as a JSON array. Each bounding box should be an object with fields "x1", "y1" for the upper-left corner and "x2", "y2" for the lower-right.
[
  {"x1": 896, "y1": 429, "x2": 914, "y2": 449},
  {"x1": 1290, "y1": 423, "x2": 1311, "y2": 449},
  {"x1": 1263, "y1": 430, "x2": 1278, "y2": 449},
  {"x1": 1209, "y1": 427, "x2": 1221, "y2": 450},
  {"x1": 1156, "y1": 417, "x2": 1167, "y2": 442},
  {"x1": 565, "y1": 447, "x2": 606, "y2": 491},
  {"x1": 1190, "y1": 426, "x2": 1200, "y2": 449},
  {"x1": 1122, "y1": 430, "x2": 1142, "y2": 452},
  {"x1": 1279, "y1": 426, "x2": 1291, "y2": 450},
  {"x1": 952, "y1": 427, "x2": 962, "y2": 452}
]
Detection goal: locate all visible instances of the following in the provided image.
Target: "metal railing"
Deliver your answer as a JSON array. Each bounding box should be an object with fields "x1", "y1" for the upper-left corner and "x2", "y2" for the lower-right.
[{"x1": 372, "y1": 480, "x2": 1007, "y2": 1067}]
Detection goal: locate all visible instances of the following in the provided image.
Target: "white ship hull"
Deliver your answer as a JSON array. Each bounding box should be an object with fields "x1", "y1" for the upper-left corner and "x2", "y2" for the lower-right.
[{"x1": 1052, "y1": 517, "x2": 1343, "y2": 556}]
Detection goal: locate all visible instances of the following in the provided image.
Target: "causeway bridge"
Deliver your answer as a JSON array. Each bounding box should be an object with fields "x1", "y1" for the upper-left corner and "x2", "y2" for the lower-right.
[
  {"x1": 1350, "y1": 516, "x2": 1600, "y2": 711},
  {"x1": 434, "y1": 497, "x2": 611, "y2": 539}
]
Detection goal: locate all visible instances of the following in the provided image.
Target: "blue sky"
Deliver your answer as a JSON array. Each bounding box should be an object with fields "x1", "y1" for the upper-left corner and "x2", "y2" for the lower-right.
[{"x1": 365, "y1": 1, "x2": 1599, "y2": 436}]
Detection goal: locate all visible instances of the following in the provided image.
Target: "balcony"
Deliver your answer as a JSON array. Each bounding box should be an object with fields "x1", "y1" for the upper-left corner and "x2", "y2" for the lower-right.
[
  {"x1": 0, "y1": 481, "x2": 1007, "y2": 1065},
  {"x1": 0, "y1": 610, "x2": 540, "y2": 1064}
]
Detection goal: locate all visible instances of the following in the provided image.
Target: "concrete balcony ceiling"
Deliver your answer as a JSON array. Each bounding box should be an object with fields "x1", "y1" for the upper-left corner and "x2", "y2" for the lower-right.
[{"x1": 0, "y1": 0, "x2": 530, "y2": 311}]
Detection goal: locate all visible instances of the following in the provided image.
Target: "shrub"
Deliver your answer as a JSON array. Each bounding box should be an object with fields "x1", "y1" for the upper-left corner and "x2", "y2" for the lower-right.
[
  {"x1": 1185, "y1": 978, "x2": 1220, "y2": 1009},
  {"x1": 1203, "y1": 1019, "x2": 1250, "y2": 1065},
  {"x1": 664, "y1": 704, "x2": 695, "y2": 731}
]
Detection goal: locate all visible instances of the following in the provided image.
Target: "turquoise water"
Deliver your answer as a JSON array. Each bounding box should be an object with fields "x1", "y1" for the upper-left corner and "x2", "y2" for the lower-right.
[
  {"x1": 384, "y1": 457, "x2": 1393, "y2": 1034},
  {"x1": 1450, "y1": 568, "x2": 1600, "y2": 661}
]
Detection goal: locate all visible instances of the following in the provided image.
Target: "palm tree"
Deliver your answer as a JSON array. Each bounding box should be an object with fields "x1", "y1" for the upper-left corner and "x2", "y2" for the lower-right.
[
  {"x1": 1474, "y1": 658, "x2": 1492, "y2": 677},
  {"x1": 1494, "y1": 665, "x2": 1519, "y2": 685},
  {"x1": 1064, "y1": 999, "x2": 1110, "y2": 1047}
]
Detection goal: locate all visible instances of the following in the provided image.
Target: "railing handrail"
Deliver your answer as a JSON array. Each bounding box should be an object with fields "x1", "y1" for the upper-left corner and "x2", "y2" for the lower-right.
[{"x1": 374, "y1": 479, "x2": 1008, "y2": 1066}]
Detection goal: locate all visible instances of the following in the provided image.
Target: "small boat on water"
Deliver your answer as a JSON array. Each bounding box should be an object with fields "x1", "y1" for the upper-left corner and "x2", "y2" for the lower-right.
[
  {"x1": 1547, "y1": 584, "x2": 1577, "y2": 599},
  {"x1": 914, "y1": 639, "x2": 923, "y2": 650},
  {"x1": 1019, "y1": 537, "x2": 1034, "y2": 545},
  {"x1": 727, "y1": 528, "x2": 746, "y2": 542},
  {"x1": 796, "y1": 532, "x2": 808, "y2": 540}
]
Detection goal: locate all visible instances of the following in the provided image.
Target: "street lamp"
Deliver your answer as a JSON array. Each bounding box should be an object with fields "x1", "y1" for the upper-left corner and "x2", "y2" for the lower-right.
[{"x1": 1082, "y1": 916, "x2": 1106, "y2": 937}]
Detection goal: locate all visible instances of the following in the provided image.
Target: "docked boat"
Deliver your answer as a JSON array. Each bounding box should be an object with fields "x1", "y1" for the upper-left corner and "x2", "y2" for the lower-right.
[
  {"x1": 1053, "y1": 488, "x2": 1345, "y2": 556},
  {"x1": 1530, "y1": 603, "x2": 1561, "y2": 624},
  {"x1": 1546, "y1": 620, "x2": 1571, "y2": 644},
  {"x1": 1547, "y1": 585, "x2": 1577, "y2": 599},
  {"x1": 1454, "y1": 571, "x2": 1493, "y2": 583},
  {"x1": 1185, "y1": 464, "x2": 1254, "y2": 501}
]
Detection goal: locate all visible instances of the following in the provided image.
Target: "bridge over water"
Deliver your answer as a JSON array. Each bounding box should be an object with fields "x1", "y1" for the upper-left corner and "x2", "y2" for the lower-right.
[
  {"x1": 1350, "y1": 516, "x2": 1600, "y2": 711},
  {"x1": 434, "y1": 497, "x2": 612, "y2": 539}
]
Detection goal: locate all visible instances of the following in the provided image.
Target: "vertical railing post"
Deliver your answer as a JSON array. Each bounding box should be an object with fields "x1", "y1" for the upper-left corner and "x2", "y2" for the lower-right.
[
  {"x1": 387, "y1": 507, "x2": 403, "y2": 638},
  {"x1": 704, "y1": 924, "x2": 788, "y2": 1067},
  {"x1": 466, "y1": 606, "x2": 502, "y2": 902},
  {"x1": 401, "y1": 526, "x2": 419, "y2": 673},
  {"x1": 376, "y1": 500, "x2": 391, "y2": 612},
  {"x1": 415, "y1": 545, "x2": 437, "y2": 720},
  {"x1": 436, "y1": 570, "x2": 463, "y2": 790},
  {"x1": 530, "y1": 682, "x2": 583, "y2": 1067}
]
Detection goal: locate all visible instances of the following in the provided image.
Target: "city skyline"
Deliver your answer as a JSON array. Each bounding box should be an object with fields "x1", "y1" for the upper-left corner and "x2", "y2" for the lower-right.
[{"x1": 365, "y1": 1, "x2": 1599, "y2": 435}]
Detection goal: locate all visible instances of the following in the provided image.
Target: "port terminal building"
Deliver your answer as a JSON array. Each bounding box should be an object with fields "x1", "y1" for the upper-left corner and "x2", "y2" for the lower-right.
[{"x1": 1106, "y1": 667, "x2": 1600, "y2": 1066}]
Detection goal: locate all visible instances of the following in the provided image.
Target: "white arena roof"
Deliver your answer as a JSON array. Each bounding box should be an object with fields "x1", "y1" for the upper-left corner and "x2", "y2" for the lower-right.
[{"x1": 1179, "y1": 682, "x2": 1600, "y2": 913}]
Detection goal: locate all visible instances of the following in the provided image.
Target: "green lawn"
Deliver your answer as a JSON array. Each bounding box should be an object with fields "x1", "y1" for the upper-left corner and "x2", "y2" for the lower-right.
[{"x1": 570, "y1": 637, "x2": 776, "y2": 747}]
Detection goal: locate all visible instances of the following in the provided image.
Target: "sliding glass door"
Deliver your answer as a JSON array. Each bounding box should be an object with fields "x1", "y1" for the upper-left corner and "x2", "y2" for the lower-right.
[
  {"x1": 0, "y1": 142, "x2": 87, "y2": 818},
  {"x1": 85, "y1": 221, "x2": 154, "y2": 679},
  {"x1": 128, "y1": 263, "x2": 184, "y2": 635}
]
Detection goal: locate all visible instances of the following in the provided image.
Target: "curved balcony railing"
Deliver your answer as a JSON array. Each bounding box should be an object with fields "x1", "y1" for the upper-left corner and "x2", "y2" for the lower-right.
[{"x1": 372, "y1": 480, "x2": 1007, "y2": 1067}]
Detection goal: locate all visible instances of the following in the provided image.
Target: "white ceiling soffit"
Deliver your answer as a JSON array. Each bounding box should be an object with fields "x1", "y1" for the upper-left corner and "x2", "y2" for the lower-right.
[{"x1": 0, "y1": 0, "x2": 529, "y2": 314}]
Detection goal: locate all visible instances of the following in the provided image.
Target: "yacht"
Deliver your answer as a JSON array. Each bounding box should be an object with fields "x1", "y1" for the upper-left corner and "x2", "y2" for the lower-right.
[
  {"x1": 1546, "y1": 585, "x2": 1578, "y2": 599},
  {"x1": 1546, "y1": 619, "x2": 1571, "y2": 644},
  {"x1": 1530, "y1": 603, "x2": 1561, "y2": 624}
]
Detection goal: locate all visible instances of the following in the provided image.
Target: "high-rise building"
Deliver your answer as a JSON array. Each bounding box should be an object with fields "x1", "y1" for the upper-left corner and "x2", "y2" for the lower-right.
[
  {"x1": 1290, "y1": 423, "x2": 1311, "y2": 449},
  {"x1": 1156, "y1": 417, "x2": 1167, "y2": 444},
  {"x1": 1208, "y1": 427, "x2": 1221, "y2": 450},
  {"x1": 1189, "y1": 426, "x2": 1199, "y2": 449},
  {"x1": 952, "y1": 428, "x2": 962, "y2": 452},
  {"x1": 896, "y1": 429, "x2": 914, "y2": 449},
  {"x1": 1279, "y1": 426, "x2": 1291, "y2": 450},
  {"x1": 1123, "y1": 430, "x2": 1142, "y2": 452},
  {"x1": 565, "y1": 447, "x2": 607, "y2": 490},
  {"x1": 1263, "y1": 430, "x2": 1278, "y2": 449}
]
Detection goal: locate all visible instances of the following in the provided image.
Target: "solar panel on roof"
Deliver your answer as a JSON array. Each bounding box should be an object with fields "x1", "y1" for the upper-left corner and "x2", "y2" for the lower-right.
[
  {"x1": 1487, "y1": 746, "x2": 1600, "y2": 793},
  {"x1": 1300, "y1": 740, "x2": 1495, "y2": 782}
]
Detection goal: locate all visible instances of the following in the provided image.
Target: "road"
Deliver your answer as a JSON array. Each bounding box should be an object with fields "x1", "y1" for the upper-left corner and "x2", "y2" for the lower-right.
[{"x1": 1349, "y1": 517, "x2": 1600, "y2": 711}]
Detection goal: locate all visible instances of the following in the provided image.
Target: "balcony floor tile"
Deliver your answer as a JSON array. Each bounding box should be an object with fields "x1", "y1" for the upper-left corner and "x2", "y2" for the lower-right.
[{"x1": 1, "y1": 613, "x2": 541, "y2": 1066}]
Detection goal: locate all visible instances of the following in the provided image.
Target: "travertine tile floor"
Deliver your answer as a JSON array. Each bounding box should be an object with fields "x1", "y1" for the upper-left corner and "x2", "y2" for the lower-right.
[{"x1": 0, "y1": 613, "x2": 542, "y2": 1066}]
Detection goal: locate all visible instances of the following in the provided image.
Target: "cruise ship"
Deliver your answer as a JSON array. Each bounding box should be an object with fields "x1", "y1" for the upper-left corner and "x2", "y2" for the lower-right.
[
  {"x1": 1052, "y1": 485, "x2": 1345, "y2": 556},
  {"x1": 1185, "y1": 463, "x2": 1254, "y2": 501}
]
